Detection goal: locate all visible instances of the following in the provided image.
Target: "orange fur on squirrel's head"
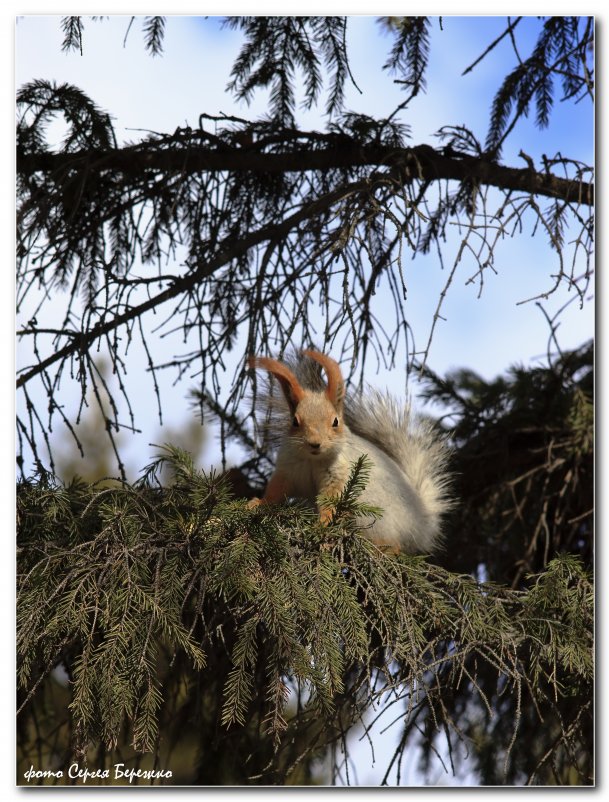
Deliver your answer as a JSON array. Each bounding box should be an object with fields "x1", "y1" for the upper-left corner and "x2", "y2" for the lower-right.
[
  {"x1": 302, "y1": 349, "x2": 345, "y2": 413},
  {"x1": 248, "y1": 356, "x2": 304, "y2": 413},
  {"x1": 248, "y1": 351, "x2": 346, "y2": 458}
]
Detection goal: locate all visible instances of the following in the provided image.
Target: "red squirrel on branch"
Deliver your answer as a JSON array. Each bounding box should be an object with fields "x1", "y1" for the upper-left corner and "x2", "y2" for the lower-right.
[{"x1": 248, "y1": 349, "x2": 452, "y2": 554}]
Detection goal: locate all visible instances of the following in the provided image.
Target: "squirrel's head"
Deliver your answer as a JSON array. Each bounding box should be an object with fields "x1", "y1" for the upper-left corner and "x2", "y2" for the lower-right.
[{"x1": 248, "y1": 349, "x2": 346, "y2": 458}]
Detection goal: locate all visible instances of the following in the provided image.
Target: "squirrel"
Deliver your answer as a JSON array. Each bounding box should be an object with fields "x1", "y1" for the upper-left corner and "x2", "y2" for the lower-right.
[{"x1": 247, "y1": 349, "x2": 452, "y2": 554}]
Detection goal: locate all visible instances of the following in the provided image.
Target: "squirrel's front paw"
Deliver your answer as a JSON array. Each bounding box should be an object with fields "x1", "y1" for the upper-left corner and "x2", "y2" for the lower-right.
[
  {"x1": 247, "y1": 497, "x2": 262, "y2": 510},
  {"x1": 319, "y1": 506, "x2": 335, "y2": 526}
]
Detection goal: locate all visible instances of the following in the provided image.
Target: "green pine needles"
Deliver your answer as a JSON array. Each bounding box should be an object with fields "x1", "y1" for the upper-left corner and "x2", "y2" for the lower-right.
[{"x1": 17, "y1": 446, "x2": 592, "y2": 785}]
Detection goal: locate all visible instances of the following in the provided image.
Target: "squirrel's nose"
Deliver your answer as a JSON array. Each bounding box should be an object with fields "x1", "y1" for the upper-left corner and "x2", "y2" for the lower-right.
[{"x1": 309, "y1": 442, "x2": 321, "y2": 451}]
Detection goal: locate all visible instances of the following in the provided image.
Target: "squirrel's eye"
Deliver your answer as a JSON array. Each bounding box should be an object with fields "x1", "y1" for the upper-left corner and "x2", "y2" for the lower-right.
[
  {"x1": 292, "y1": 416, "x2": 300, "y2": 427},
  {"x1": 332, "y1": 417, "x2": 339, "y2": 428}
]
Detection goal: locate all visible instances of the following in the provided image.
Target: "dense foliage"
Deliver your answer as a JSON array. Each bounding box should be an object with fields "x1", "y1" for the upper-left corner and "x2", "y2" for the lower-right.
[
  {"x1": 17, "y1": 342, "x2": 593, "y2": 786},
  {"x1": 418, "y1": 339, "x2": 594, "y2": 783}
]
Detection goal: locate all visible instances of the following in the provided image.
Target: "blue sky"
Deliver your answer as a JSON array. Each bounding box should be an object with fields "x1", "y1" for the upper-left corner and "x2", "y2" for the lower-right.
[
  {"x1": 11, "y1": 10, "x2": 598, "y2": 792},
  {"x1": 15, "y1": 15, "x2": 594, "y2": 483}
]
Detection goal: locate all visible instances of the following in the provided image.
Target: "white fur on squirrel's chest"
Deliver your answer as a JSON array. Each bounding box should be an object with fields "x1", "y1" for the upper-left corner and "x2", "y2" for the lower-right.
[{"x1": 276, "y1": 443, "x2": 351, "y2": 500}]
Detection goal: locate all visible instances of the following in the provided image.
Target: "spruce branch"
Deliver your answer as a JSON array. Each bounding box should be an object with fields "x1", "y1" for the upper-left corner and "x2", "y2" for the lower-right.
[
  {"x1": 17, "y1": 440, "x2": 593, "y2": 784},
  {"x1": 17, "y1": 140, "x2": 594, "y2": 206}
]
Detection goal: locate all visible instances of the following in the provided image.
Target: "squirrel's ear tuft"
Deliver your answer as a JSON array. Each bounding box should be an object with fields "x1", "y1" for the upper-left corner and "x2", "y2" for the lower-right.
[
  {"x1": 248, "y1": 355, "x2": 305, "y2": 413},
  {"x1": 302, "y1": 349, "x2": 345, "y2": 410}
]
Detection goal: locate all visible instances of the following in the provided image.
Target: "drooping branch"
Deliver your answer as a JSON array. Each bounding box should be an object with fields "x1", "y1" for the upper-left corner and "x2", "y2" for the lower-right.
[
  {"x1": 16, "y1": 174, "x2": 372, "y2": 390},
  {"x1": 18, "y1": 141, "x2": 593, "y2": 206},
  {"x1": 16, "y1": 78, "x2": 594, "y2": 476}
]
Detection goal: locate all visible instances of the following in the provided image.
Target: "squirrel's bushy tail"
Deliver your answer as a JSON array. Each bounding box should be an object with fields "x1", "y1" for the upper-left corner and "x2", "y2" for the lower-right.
[{"x1": 345, "y1": 388, "x2": 453, "y2": 537}]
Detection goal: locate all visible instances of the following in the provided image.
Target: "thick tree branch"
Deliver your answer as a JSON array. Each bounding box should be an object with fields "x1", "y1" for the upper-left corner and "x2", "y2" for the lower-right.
[
  {"x1": 18, "y1": 142, "x2": 593, "y2": 206},
  {"x1": 16, "y1": 176, "x2": 370, "y2": 390}
]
